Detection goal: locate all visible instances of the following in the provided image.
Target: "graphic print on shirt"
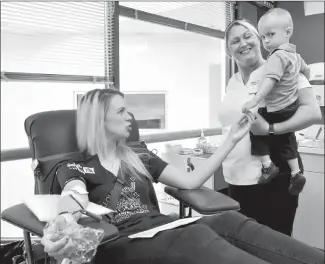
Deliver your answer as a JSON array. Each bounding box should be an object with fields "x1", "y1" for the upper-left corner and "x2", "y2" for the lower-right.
[
  {"x1": 67, "y1": 162, "x2": 95, "y2": 175},
  {"x1": 113, "y1": 176, "x2": 149, "y2": 223}
]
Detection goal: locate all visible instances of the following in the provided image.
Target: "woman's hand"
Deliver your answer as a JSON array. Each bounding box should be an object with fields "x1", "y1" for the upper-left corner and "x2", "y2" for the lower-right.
[
  {"x1": 41, "y1": 214, "x2": 77, "y2": 260},
  {"x1": 250, "y1": 113, "x2": 269, "y2": 136},
  {"x1": 229, "y1": 111, "x2": 256, "y2": 143}
]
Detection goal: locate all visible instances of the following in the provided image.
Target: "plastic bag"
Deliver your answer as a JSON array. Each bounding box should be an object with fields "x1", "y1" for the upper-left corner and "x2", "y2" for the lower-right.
[{"x1": 43, "y1": 218, "x2": 104, "y2": 264}]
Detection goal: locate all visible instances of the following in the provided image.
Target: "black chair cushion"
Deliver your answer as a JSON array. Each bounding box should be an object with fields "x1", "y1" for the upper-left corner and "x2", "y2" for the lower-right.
[
  {"x1": 165, "y1": 186, "x2": 240, "y2": 214},
  {"x1": 25, "y1": 110, "x2": 140, "y2": 160},
  {"x1": 25, "y1": 110, "x2": 78, "y2": 159}
]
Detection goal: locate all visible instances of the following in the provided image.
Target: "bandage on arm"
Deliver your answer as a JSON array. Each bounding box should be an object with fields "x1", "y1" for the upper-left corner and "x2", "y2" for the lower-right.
[{"x1": 58, "y1": 180, "x2": 89, "y2": 221}]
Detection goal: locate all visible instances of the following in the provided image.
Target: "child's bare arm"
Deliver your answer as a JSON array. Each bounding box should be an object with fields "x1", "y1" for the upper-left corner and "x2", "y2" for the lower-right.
[
  {"x1": 262, "y1": 51, "x2": 287, "y2": 95},
  {"x1": 242, "y1": 78, "x2": 276, "y2": 112},
  {"x1": 242, "y1": 51, "x2": 286, "y2": 113},
  {"x1": 254, "y1": 77, "x2": 277, "y2": 102}
]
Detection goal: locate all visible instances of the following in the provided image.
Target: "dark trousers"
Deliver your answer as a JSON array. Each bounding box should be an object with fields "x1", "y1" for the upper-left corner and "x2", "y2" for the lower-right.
[
  {"x1": 251, "y1": 100, "x2": 299, "y2": 160},
  {"x1": 229, "y1": 120, "x2": 305, "y2": 237},
  {"x1": 95, "y1": 211, "x2": 324, "y2": 264},
  {"x1": 228, "y1": 172, "x2": 298, "y2": 236}
]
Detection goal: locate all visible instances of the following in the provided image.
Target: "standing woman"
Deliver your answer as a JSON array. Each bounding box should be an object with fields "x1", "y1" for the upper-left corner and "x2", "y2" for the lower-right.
[{"x1": 218, "y1": 19, "x2": 321, "y2": 235}]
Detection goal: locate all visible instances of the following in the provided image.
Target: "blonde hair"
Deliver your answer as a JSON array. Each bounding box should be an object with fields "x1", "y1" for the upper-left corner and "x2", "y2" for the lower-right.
[
  {"x1": 261, "y1": 8, "x2": 293, "y2": 30},
  {"x1": 224, "y1": 19, "x2": 260, "y2": 56},
  {"x1": 77, "y1": 88, "x2": 152, "y2": 180}
]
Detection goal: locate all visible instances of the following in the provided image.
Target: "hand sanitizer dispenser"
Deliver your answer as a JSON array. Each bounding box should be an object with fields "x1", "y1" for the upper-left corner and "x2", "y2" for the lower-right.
[{"x1": 198, "y1": 129, "x2": 207, "y2": 146}]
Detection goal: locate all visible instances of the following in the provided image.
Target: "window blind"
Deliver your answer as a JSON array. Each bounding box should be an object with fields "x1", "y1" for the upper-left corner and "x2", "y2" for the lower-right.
[
  {"x1": 120, "y1": 2, "x2": 236, "y2": 32},
  {"x1": 1, "y1": 2, "x2": 115, "y2": 83}
]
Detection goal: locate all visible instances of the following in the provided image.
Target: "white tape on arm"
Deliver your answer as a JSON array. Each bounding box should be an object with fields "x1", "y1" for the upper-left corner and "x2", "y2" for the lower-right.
[
  {"x1": 61, "y1": 213, "x2": 76, "y2": 223},
  {"x1": 61, "y1": 185, "x2": 89, "y2": 198}
]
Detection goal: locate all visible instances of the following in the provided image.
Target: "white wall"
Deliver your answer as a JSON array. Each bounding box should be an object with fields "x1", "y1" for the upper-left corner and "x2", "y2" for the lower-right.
[
  {"x1": 1, "y1": 83, "x2": 103, "y2": 150},
  {"x1": 120, "y1": 33, "x2": 224, "y2": 131},
  {"x1": 120, "y1": 33, "x2": 225, "y2": 152}
]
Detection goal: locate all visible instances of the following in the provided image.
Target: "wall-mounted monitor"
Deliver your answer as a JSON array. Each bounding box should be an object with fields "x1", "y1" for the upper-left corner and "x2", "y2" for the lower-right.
[
  {"x1": 73, "y1": 90, "x2": 167, "y2": 129},
  {"x1": 122, "y1": 91, "x2": 167, "y2": 129}
]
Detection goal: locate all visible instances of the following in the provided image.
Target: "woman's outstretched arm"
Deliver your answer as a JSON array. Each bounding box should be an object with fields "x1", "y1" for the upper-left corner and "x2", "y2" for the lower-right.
[{"x1": 158, "y1": 113, "x2": 255, "y2": 189}]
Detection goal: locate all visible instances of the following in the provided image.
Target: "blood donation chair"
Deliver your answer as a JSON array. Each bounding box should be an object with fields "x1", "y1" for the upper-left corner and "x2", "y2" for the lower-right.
[{"x1": 1, "y1": 110, "x2": 240, "y2": 264}]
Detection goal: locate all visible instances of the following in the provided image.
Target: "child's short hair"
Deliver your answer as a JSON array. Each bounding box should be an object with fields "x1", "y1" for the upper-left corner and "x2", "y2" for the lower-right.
[{"x1": 261, "y1": 8, "x2": 293, "y2": 29}]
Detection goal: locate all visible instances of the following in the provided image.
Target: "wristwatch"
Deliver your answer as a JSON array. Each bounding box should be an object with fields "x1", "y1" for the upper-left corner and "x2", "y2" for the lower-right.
[{"x1": 268, "y1": 124, "x2": 275, "y2": 135}]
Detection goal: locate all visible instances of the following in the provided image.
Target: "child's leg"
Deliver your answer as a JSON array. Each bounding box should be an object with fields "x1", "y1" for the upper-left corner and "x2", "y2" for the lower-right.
[
  {"x1": 265, "y1": 101, "x2": 306, "y2": 194},
  {"x1": 260, "y1": 155, "x2": 272, "y2": 168},
  {"x1": 287, "y1": 158, "x2": 301, "y2": 176},
  {"x1": 251, "y1": 108, "x2": 280, "y2": 184},
  {"x1": 258, "y1": 155, "x2": 280, "y2": 184},
  {"x1": 288, "y1": 157, "x2": 306, "y2": 195},
  {"x1": 278, "y1": 134, "x2": 306, "y2": 195},
  {"x1": 250, "y1": 132, "x2": 279, "y2": 184}
]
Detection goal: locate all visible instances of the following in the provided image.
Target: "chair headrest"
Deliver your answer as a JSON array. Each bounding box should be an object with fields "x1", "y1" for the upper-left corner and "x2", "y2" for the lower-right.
[{"x1": 25, "y1": 110, "x2": 140, "y2": 159}]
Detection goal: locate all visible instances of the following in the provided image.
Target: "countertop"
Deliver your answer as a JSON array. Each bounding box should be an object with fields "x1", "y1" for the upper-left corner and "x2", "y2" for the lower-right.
[
  {"x1": 298, "y1": 146, "x2": 324, "y2": 155},
  {"x1": 298, "y1": 139, "x2": 324, "y2": 155}
]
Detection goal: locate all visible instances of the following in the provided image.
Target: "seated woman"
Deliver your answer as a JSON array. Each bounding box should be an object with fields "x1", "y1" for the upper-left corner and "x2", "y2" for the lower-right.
[{"x1": 41, "y1": 89, "x2": 324, "y2": 264}]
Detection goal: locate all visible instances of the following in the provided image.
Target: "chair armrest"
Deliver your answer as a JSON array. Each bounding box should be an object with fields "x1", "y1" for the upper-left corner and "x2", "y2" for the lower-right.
[
  {"x1": 1, "y1": 203, "x2": 119, "y2": 244},
  {"x1": 1, "y1": 203, "x2": 45, "y2": 236},
  {"x1": 164, "y1": 186, "x2": 240, "y2": 215}
]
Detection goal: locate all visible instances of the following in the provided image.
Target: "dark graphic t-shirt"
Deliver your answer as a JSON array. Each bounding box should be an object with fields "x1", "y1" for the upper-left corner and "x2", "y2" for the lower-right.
[{"x1": 56, "y1": 150, "x2": 174, "y2": 236}]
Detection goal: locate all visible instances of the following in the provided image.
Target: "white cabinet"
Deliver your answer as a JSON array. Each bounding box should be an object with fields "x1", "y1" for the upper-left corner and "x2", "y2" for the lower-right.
[{"x1": 293, "y1": 151, "x2": 324, "y2": 249}]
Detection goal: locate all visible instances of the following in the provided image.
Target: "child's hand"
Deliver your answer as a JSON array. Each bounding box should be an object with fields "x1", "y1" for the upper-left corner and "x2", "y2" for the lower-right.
[{"x1": 242, "y1": 98, "x2": 259, "y2": 113}]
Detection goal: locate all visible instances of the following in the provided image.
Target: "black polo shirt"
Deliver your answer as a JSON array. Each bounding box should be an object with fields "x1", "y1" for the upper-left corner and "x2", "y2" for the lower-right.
[{"x1": 56, "y1": 150, "x2": 175, "y2": 236}]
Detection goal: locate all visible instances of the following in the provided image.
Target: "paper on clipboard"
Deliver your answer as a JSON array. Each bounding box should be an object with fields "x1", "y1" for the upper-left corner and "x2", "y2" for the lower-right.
[{"x1": 128, "y1": 216, "x2": 202, "y2": 239}]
